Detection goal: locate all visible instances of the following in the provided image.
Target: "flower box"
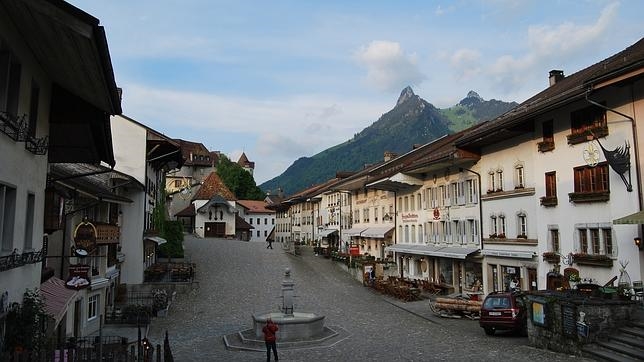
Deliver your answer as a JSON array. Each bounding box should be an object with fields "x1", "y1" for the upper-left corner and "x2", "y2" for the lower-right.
[
  {"x1": 568, "y1": 191, "x2": 610, "y2": 203},
  {"x1": 537, "y1": 140, "x2": 555, "y2": 152},
  {"x1": 572, "y1": 253, "x2": 613, "y2": 267},
  {"x1": 542, "y1": 252, "x2": 560, "y2": 263},
  {"x1": 540, "y1": 196, "x2": 558, "y2": 207}
]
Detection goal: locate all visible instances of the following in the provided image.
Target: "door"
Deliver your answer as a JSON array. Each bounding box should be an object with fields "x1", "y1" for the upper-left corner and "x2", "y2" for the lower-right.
[
  {"x1": 204, "y1": 222, "x2": 225, "y2": 237},
  {"x1": 73, "y1": 299, "x2": 81, "y2": 337},
  {"x1": 528, "y1": 268, "x2": 538, "y2": 291}
]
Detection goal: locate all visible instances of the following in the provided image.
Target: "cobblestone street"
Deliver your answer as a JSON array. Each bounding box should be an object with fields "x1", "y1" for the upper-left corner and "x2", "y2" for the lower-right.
[{"x1": 147, "y1": 235, "x2": 592, "y2": 361}]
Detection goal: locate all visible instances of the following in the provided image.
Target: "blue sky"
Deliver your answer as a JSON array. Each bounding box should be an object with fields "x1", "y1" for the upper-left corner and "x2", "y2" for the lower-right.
[{"x1": 68, "y1": 0, "x2": 643, "y2": 185}]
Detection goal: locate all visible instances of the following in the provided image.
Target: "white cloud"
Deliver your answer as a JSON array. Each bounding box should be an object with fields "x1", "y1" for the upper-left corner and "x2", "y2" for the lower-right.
[
  {"x1": 119, "y1": 83, "x2": 384, "y2": 183},
  {"x1": 354, "y1": 40, "x2": 427, "y2": 92},
  {"x1": 487, "y1": 2, "x2": 619, "y2": 95},
  {"x1": 450, "y1": 48, "x2": 482, "y2": 81}
]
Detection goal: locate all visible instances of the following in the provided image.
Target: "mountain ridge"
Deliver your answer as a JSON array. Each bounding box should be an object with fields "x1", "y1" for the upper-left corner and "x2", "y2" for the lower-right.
[{"x1": 260, "y1": 88, "x2": 518, "y2": 195}]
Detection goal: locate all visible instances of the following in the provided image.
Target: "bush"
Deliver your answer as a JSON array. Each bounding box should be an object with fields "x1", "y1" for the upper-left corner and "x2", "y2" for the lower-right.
[{"x1": 159, "y1": 221, "x2": 184, "y2": 258}]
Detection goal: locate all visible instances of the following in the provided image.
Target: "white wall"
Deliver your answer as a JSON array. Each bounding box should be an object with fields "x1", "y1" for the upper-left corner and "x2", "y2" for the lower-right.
[{"x1": 111, "y1": 115, "x2": 147, "y2": 185}]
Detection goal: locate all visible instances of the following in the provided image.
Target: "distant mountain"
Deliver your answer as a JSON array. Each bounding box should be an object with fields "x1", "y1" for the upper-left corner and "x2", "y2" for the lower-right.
[{"x1": 260, "y1": 87, "x2": 517, "y2": 196}]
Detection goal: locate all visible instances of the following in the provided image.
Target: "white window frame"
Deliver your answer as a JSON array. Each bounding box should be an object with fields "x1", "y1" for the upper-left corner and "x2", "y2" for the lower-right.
[
  {"x1": 515, "y1": 163, "x2": 525, "y2": 188},
  {"x1": 88, "y1": 294, "x2": 99, "y2": 321}
]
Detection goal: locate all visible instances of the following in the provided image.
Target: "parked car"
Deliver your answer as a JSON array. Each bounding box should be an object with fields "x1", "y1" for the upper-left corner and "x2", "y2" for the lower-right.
[{"x1": 479, "y1": 291, "x2": 527, "y2": 335}]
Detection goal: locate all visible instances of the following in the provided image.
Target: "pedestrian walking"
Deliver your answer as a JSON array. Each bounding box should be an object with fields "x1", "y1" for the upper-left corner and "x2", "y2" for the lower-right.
[
  {"x1": 266, "y1": 239, "x2": 274, "y2": 249},
  {"x1": 262, "y1": 318, "x2": 279, "y2": 361}
]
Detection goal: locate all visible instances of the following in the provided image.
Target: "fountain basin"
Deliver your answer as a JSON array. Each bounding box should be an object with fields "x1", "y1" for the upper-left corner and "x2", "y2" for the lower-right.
[{"x1": 253, "y1": 312, "x2": 325, "y2": 341}]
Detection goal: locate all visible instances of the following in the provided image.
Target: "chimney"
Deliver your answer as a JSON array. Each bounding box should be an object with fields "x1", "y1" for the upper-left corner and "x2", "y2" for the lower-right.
[
  {"x1": 384, "y1": 151, "x2": 398, "y2": 162},
  {"x1": 549, "y1": 70, "x2": 564, "y2": 86}
]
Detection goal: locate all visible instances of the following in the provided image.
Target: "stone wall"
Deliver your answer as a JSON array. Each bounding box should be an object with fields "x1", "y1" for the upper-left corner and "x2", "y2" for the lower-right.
[{"x1": 526, "y1": 290, "x2": 636, "y2": 355}]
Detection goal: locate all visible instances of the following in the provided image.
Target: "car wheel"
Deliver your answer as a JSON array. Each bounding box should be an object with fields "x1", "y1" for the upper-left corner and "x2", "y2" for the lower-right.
[{"x1": 484, "y1": 327, "x2": 495, "y2": 335}]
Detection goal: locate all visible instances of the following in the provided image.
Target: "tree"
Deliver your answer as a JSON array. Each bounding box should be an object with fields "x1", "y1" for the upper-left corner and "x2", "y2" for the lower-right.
[
  {"x1": 4, "y1": 289, "x2": 50, "y2": 356},
  {"x1": 216, "y1": 155, "x2": 265, "y2": 200}
]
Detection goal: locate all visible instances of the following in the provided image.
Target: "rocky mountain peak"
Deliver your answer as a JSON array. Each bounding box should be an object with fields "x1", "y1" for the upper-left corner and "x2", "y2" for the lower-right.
[
  {"x1": 466, "y1": 90, "x2": 482, "y2": 100},
  {"x1": 396, "y1": 86, "x2": 416, "y2": 106}
]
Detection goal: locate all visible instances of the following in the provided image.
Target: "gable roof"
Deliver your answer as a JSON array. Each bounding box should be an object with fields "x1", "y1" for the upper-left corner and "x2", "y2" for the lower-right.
[
  {"x1": 237, "y1": 200, "x2": 273, "y2": 214},
  {"x1": 175, "y1": 139, "x2": 215, "y2": 167},
  {"x1": 237, "y1": 152, "x2": 255, "y2": 169},
  {"x1": 457, "y1": 37, "x2": 644, "y2": 149},
  {"x1": 235, "y1": 215, "x2": 253, "y2": 230},
  {"x1": 175, "y1": 203, "x2": 196, "y2": 217},
  {"x1": 192, "y1": 171, "x2": 236, "y2": 201}
]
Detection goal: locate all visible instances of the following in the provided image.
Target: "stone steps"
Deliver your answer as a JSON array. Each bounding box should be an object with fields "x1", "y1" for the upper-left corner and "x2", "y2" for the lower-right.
[{"x1": 582, "y1": 318, "x2": 644, "y2": 362}]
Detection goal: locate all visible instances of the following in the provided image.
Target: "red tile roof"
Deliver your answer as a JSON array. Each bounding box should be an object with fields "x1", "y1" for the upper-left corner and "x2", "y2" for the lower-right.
[
  {"x1": 237, "y1": 200, "x2": 273, "y2": 213},
  {"x1": 192, "y1": 171, "x2": 236, "y2": 201}
]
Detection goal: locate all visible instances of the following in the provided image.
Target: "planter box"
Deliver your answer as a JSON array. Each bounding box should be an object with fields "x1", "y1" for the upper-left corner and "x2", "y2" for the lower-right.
[{"x1": 572, "y1": 255, "x2": 613, "y2": 267}]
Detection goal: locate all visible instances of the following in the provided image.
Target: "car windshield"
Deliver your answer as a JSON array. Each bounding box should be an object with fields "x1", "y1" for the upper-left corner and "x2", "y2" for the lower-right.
[{"x1": 483, "y1": 296, "x2": 510, "y2": 309}]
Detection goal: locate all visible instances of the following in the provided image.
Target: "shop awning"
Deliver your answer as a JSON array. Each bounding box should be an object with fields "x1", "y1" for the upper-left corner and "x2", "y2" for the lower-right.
[
  {"x1": 613, "y1": 210, "x2": 644, "y2": 224},
  {"x1": 40, "y1": 277, "x2": 79, "y2": 328},
  {"x1": 342, "y1": 227, "x2": 367, "y2": 237},
  {"x1": 318, "y1": 229, "x2": 338, "y2": 238},
  {"x1": 426, "y1": 246, "x2": 479, "y2": 259},
  {"x1": 385, "y1": 244, "x2": 442, "y2": 255},
  {"x1": 361, "y1": 226, "x2": 394, "y2": 238},
  {"x1": 144, "y1": 236, "x2": 167, "y2": 245},
  {"x1": 481, "y1": 249, "x2": 536, "y2": 259},
  {"x1": 385, "y1": 244, "x2": 479, "y2": 259}
]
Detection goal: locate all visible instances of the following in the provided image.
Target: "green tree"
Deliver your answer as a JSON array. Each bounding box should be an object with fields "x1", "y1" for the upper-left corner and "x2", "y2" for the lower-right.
[{"x1": 216, "y1": 155, "x2": 265, "y2": 200}]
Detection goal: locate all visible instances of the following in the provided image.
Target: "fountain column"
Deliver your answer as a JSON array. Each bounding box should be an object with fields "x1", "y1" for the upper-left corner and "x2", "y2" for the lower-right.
[{"x1": 281, "y1": 268, "x2": 295, "y2": 316}]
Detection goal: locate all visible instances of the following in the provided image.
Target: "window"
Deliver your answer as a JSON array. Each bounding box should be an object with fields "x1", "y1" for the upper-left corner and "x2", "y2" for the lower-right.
[
  {"x1": 404, "y1": 196, "x2": 409, "y2": 212},
  {"x1": 0, "y1": 49, "x2": 22, "y2": 116},
  {"x1": 515, "y1": 164, "x2": 524, "y2": 188},
  {"x1": 418, "y1": 192, "x2": 423, "y2": 210},
  {"x1": 410, "y1": 195, "x2": 415, "y2": 211},
  {"x1": 411, "y1": 225, "x2": 416, "y2": 243},
  {"x1": 498, "y1": 214, "x2": 506, "y2": 237},
  {"x1": 545, "y1": 172, "x2": 557, "y2": 197},
  {"x1": 543, "y1": 120, "x2": 554, "y2": 143},
  {"x1": 441, "y1": 185, "x2": 449, "y2": 205},
  {"x1": 264, "y1": 218, "x2": 267, "y2": 225},
  {"x1": 24, "y1": 193, "x2": 34, "y2": 250},
  {"x1": 404, "y1": 225, "x2": 409, "y2": 243},
  {"x1": 374, "y1": 207, "x2": 378, "y2": 222},
  {"x1": 490, "y1": 215, "x2": 497, "y2": 237},
  {"x1": 272, "y1": 218, "x2": 274, "y2": 225},
  {"x1": 579, "y1": 229, "x2": 588, "y2": 253},
  {"x1": 539, "y1": 120, "x2": 555, "y2": 152},
  {"x1": 450, "y1": 183, "x2": 458, "y2": 206},
  {"x1": 257, "y1": 230, "x2": 260, "y2": 237},
  {"x1": 488, "y1": 172, "x2": 495, "y2": 192},
  {"x1": 573, "y1": 163, "x2": 609, "y2": 193},
  {"x1": 517, "y1": 213, "x2": 527, "y2": 237},
  {"x1": 497, "y1": 170, "x2": 504, "y2": 191},
  {"x1": 550, "y1": 228, "x2": 560, "y2": 252},
  {"x1": 1, "y1": 184, "x2": 16, "y2": 251},
  {"x1": 354, "y1": 210, "x2": 360, "y2": 224},
  {"x1": 249, "y1": 218, "x2": 253, "y2": 225},
  {"x1": 418, "y1": 224, "x2": 423, "y2": 243},
  {"x1": 603, "y1": 229, "x2": 613, "y2": 255},
  {"x1": 256, "y1": 218, "x2": 260, "y2": 224},
  {"x1": 264, "y1": 230, "x2": 267, "y2": 237},
  {"x1": 88, "y1": 294, "x2": 99, "y2": 321},
  {"x1": 466, "y1": 179, "x2": 477, "y2": 204},
  {"x1": 576, "y1": 226, "x2": 614, "y2": 256},
  {"x1": 363, "y1": 208, "x2": 369, "y2": 223},
  {"x1": 571, "y1": 104, "x2": 606, "y2": 136},
  {"x1": 590, "y1": 228, "x2": 600, "y2": 254}
]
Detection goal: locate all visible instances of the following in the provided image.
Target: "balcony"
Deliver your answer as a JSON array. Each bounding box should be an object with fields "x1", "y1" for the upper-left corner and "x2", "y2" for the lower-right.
[{"x1": 0, "y1": 249, "x2": 43, "y2": 272}]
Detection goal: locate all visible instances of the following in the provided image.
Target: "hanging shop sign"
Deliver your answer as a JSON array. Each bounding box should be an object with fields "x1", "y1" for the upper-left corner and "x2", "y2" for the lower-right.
[
  {"x1": 65, "y1": 264, "x2": 91, "y2": 290},
  {"x1": 73, "y1": 219, "x2": 97, "y2": 254}
]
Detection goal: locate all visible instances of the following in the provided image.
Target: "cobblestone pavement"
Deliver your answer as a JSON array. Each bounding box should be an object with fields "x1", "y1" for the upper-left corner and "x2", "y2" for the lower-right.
[{"x1": 147, "y1": 236, "x2": 593, "y2": 361}]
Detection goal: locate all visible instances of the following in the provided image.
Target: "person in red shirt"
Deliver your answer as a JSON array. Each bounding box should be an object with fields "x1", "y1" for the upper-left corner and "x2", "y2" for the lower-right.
[{"x1": 262, "y1": 318, "x2": 279, "y2": 361}]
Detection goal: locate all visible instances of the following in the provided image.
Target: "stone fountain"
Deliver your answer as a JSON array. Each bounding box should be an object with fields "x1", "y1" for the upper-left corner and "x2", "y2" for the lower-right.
[
  {"x1": 224, "y1": 268, "x2": 348, "y2": 351},
  {"x1": 252, "y1": 268, "x2": 325, "y2": 341}
]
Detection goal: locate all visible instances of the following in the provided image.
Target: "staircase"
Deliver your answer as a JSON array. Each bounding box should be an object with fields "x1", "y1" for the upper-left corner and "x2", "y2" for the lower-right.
[{"x1": 582, "y1": 309, "x2": 644, "y2": 361}]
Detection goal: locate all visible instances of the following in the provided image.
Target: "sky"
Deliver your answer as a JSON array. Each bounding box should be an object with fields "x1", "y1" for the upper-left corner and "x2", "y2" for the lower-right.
[{"x1": 67, "y1": 0, "x2": 644, "y2": 185}]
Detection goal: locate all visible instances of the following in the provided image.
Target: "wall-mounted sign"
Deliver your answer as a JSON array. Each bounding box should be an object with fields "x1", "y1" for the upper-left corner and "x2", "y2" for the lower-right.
[
  {"x1": 73, "y1": 219, "x2": 97, "y2": 254},
  {"x1": 433, "y1": 208, "x2": 441, "y2": 220},
  {"x1": 532, "y1": 301, "x2": 547, "y2": 327},
  {"x1": 65, "y1": 264, "x2": 90, "y2": 290},
  {"x1": 401, "y1": 213, "x2": 418, "y2": 223}
]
